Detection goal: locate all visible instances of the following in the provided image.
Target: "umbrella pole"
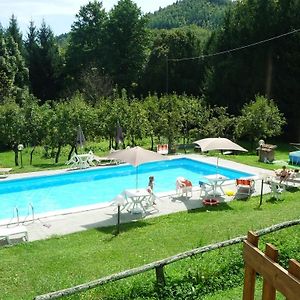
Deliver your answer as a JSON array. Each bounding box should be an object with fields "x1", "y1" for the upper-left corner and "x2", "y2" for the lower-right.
[{"x1": 136, "y1": 166, "x2": 138, "y2": 189}]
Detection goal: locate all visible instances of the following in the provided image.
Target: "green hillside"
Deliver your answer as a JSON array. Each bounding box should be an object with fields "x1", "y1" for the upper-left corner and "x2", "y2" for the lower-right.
[{"x1": 147, "y1": 0, "x2": 233, "y2": 29}]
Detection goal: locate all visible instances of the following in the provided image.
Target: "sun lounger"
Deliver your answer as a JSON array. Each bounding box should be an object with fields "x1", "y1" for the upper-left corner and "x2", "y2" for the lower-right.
[
  {"x1": 235, "y1": 179, "x2": 255, "y2": 199},
  {"x1": 87, "y1": 151, "x2": 121, "y2": 166},
  {"x1": 0, "y1": 225, "x2": 28, "y2": 244},
  {"x1": 90, "y1": 155, "x2": 120, "y2": 166},
  {"x1": 0, "y1": 168, "x2": 12, "y2": 178}
]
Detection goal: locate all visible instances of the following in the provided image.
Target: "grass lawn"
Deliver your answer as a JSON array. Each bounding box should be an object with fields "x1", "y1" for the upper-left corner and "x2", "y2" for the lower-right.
[
  {"x1": 1, "y1": 190, "x2": 299, "y2": 299},
  {"x1": 0, "y1": 141, "x2": 299, "y2": 299},
  {"x1": 1, "y1": 141, "x2": 299, "y2": 174}
]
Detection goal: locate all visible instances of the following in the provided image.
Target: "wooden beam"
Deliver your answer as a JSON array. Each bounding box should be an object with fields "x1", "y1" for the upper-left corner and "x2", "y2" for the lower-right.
[
  {"x1": 262, "y1": 243, "x2": 278, "y2": 300},
  {"x1": 243, "y1": 232, "x2": 259, "y2": 300},
  {"x1": 244, "y1": 241, "x2": 300, "y2": 299}
]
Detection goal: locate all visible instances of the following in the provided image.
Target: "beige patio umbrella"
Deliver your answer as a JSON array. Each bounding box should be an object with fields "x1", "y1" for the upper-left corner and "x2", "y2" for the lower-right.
[
  {"x1": 107, "y1": 146, "x2": 168, "y2": 188},
  {"x1": 193, "y1": 137, "x2": 248, "y2": 172}
]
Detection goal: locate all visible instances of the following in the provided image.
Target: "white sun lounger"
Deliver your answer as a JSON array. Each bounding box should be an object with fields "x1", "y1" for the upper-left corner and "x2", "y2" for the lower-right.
[
  {"x1": 0, "y1": 225, "x2": 28, "y2": 244},
  {"x1": 0, "y1": 168, "x2": 12, "y2": 178}
]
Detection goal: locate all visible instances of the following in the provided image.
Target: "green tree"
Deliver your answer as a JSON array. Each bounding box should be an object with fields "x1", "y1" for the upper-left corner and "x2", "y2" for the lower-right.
[
  {"x1": 235, "y1": 95, "x2": 286, "y2": 148},
  {"x1": 126, "y1": 98, "x2": 149, "y2": 146},
  {"x1": 5, "y1": 15, "x2": 29, "y2": 96},
  {"x1": 0, "y1": 36, "x2": 15, "y2": 99},
  {"x1": 20, "y1": 92, "x2": 49, "y2": 164},
  {"x1": 6, "y1": 36, "x2": 29, "y2": 91},
  {"x1": 25, "y1": 21, "x2": 63, "y2": 101},
  {"x1": 6, "y1": 14, "x2": 25, "y2": 55},
  {"x1": 179, "y1": 95, "x2": 211, "y2": 145},
  {"x1": 205, "y1": 0, "x2": 300, "y2": 140},
  {"x1": 95, "y1": 91, "x2": 130, "y2": 149},
  {"x1": 0, "y1": 100, "x2": 25, "y2": 166},
  {"x1": 25, "y1": 21, "x2": 40, "y2": 97},
  {"x1": 147, "y1": 0, "x2": 231, "y2": 30},
  {"x1": 158, "y1": 94, "x2": 182, "y2": 151},
  {"x1": 140, "y1": 26, "x2": 210, "y2": 96},
  {"x1": 105, "y1": 0, "x2": 148, "y2": 91},
  {"x1": 144, "y1": 94, "x2": 161, "y2": 150},
  {"x1": 47, "y1": 95, "x2": 97, "y2": 163},
  {"x1": 65, "y1": 0, "x2": 108, "y2": 89}
]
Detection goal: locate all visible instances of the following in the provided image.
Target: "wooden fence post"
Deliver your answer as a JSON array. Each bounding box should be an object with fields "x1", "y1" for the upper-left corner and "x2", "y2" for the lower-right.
[
  {"x1": 262, "y1": 243, "x2": 278, "y2": 300},
  {"x1": 155, "y1": 265, "x2": 165, "y2": 287},
  {"x1": 287, "y1": 259, "x2": 300, "y2": 300},
  {"x1": 243, "y1": 231, "x2": 259, "y2": 300}
]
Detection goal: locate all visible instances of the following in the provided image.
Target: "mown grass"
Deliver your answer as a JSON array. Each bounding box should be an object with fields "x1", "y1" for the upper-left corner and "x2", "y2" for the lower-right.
[
  {"x1": 0, "y1": 141, "x2": 112, "y2": 173},
  {"x1": 1, "y1": 141, "x2": 298, "y2": 174},
  {"x1": 1, "y1": 189, "x2": 299, "y2": 299},
  {"x1": 0, "y1": 141, "x2": 299, "y2": 299}
]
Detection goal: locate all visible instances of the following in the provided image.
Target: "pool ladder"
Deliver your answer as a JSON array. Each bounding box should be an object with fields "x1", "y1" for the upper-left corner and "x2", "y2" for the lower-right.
[{"x1": 7, "y1": 203, "x2": 35, "y2": 226}]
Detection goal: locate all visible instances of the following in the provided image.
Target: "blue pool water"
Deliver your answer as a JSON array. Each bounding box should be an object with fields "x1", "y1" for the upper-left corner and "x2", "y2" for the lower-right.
[{"x1": 0, "y1": 158, "x2": 252, "y2": 221}]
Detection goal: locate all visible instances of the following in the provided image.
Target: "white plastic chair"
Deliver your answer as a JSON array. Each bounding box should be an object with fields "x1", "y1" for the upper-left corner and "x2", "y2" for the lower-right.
[
  {"x1": 269, "y1": 181, "x2": 285, "y2": 200},
  {"x1": 176, "y1": 177, "x2": 193, "y2": 199},
  {"x1": 199, "y1": 182, "x2": 214, "y2": 199},
  {"x1": 65, "y1": 155, "x2": 80, "y2": 169}
]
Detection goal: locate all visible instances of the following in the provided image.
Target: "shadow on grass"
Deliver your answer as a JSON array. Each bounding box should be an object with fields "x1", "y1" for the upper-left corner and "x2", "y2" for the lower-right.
[
  {"x1": 82, "y1": 210, "x2": 153, "y2": 239},
  {"x1": 96, "y1": 220, "x2": 152, "y2": 241},
  {"x1": 188, "y1": 202, "x2": 234, "y2": 214},
  {"x1": 33, "y1": 163, "x2": 66, "y2": 169},
  {"x1": 285, "y1": 186, "x2": 299, "y2": 193},
  {"x1": 265, "y1": 197, "x2": 283, "y2": 204}
]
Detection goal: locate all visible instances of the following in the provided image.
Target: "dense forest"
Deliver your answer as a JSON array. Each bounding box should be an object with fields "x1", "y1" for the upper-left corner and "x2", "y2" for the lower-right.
[
  {"x1": 0, "y1": 0, "x2": 299, "y2": 156},
  {"x1": 147, "y1": 0, "x2": 232, "y2": 29}
]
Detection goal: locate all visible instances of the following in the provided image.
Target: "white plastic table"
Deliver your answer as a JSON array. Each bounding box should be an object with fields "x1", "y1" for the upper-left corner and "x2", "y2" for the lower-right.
[
  {"x1": 123, "y1": 188, "x2": 152, "y2": 214},
  {"x1": 76, "y1": 154, "x2": 92, "y2": 169},
  {"x1": 203, "y1": 174, "x2": 229, "y2": 197}
]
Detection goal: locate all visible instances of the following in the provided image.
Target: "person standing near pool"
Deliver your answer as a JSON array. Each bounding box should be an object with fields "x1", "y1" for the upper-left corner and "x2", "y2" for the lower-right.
[{"x1": 147, "y1": 176, "x2": 156, "y2": 205}]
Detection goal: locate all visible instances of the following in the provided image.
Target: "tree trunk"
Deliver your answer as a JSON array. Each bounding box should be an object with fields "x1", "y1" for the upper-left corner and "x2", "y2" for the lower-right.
[
  {"x1": 13, "y1": 147, "x2": 19, "y2": 166},
  {"x1": 68, "y1": 145, "x2": 76, "y2": 161},
  {"x1": 55, "y1": 145, "x2": 61, "y2": 163},
  {"x1": 150, "y1": 135, "x2": 154, "y2": 151},
  {"x1": 30, "y1": 147, "x2": 36, "y2": 165}
]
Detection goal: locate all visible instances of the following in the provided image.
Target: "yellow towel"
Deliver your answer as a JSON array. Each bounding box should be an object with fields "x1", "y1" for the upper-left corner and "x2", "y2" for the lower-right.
[{"x1": 225, "y1": 190, "x2": 235, "y2": 196}]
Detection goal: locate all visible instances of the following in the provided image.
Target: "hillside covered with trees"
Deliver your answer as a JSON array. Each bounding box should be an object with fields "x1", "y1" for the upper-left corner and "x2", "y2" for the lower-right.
[
  {"x1": 147, "y1": 0, "x2": 232, "y2": 29},
  {"x1": 0, "y1": 0, "x2": 299, "y2": 158}
]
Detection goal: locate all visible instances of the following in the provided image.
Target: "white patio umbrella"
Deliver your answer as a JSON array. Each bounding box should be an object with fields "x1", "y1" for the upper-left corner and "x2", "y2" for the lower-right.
[
  {"x1": 193, "y1": 137, "x2": 248, "y2": 172},
  {"x1": 107, "y1": 146, "x2": 168, "y2": 188}
]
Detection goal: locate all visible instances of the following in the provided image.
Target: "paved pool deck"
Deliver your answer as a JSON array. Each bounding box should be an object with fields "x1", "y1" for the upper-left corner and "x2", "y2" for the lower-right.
[{"x1": 0, "y1": 154, "x2": 284, "y2": 244}]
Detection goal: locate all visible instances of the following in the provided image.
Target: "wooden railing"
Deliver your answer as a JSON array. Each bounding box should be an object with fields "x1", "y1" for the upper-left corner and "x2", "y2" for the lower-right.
[
  {"x1": 34, "y1": 219, "x2": 300, "y2": 300},
  {"x1": 243, "y1": 231, "x2": 300, "y2": 300}
]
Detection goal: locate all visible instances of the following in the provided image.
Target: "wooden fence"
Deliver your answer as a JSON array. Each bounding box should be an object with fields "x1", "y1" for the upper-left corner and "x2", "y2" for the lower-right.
[
  {"x1": 243, "y1": 231, "x2": 300, "y2": 300},
  {"x1": 34, "y1": 219, "x2": 300, "y2": 300}
]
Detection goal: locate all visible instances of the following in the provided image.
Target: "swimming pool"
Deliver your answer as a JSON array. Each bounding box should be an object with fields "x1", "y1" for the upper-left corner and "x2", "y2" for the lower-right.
[{"x1": 0, "y1": 158, "x2": 252, "y2": 222}]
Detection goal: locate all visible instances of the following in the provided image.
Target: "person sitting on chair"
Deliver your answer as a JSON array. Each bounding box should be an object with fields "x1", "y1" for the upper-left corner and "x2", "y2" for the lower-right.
[{"x1": 275, "y1": 166, "x2": 291, "y2": 183}]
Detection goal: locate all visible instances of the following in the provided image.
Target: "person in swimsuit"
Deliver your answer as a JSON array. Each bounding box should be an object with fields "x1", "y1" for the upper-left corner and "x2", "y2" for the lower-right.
[{"x1": 275, "y1": 166, "x2": 290, "y2": 183}]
